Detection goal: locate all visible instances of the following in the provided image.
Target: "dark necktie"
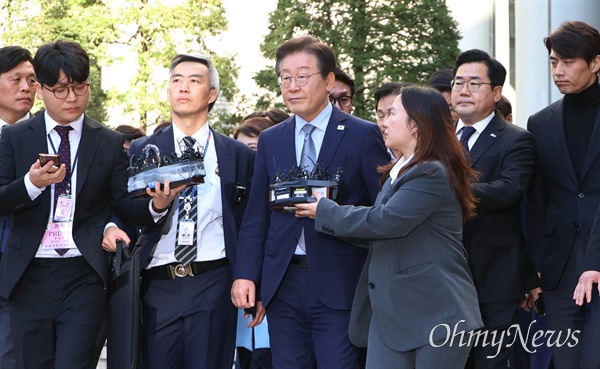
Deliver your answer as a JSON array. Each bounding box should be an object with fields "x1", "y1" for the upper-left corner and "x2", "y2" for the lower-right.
[
  {"x1": 175, "y1": 136, "x2": 198, "y2": 265},
  {"x1": 54, "y1": 125, "x2": 73, "y2": 256},
  {"x1": 460, "y1": 126, "x2": 476, "y2": 152},
  {"x1": 298, "y1": 124, "x2": 317, "y2": 254}
]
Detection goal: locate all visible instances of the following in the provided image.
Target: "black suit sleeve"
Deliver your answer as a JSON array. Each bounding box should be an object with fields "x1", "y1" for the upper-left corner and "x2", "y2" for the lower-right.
[
  {"x1": 585, "y1": 204, "x2": 600, "y2": 272},
  {"x1": 472, "y1": 129, "x2": 536, "y2": 212}
]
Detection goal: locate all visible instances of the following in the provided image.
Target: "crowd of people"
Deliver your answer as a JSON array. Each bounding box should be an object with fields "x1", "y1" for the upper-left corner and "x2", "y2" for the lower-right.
[{"x1": 0, "y1": 19, "x2": 599, "y2": 369}]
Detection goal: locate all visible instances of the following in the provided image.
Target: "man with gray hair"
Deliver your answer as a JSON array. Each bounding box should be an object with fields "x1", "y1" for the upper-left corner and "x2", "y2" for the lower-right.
[{"x1": 104, "y1": 53, "x2": 255, "y2": 369}]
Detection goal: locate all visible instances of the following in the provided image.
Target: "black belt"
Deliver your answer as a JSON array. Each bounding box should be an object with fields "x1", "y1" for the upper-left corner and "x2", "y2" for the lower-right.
[
  {"x1": 143, "y1": 258, "x2": 229, "y2": 279},
  {"x1": 291, "y1": 255, "x2": 308, "y2": 268},
  {"x1": 31, "y1": 256, "x2": 85, "y2": 266}
]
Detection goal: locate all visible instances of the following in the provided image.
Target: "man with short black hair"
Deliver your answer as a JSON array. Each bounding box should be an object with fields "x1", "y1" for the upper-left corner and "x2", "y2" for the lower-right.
[
  {"x1": 530, "y1": 21, "x2": 600, "y2": 368},
  {"x1": 452, "y1": 49, "x2": 539, "y2": 369},
  {"x1": 329, "y1": 67, "x2": 354, "y2": 114},
  {"x1": 0, "y1": 40, "x2": 156, "y2": 369},
  {"x1": 0, "y1": 44, "x2": 36, "y2": 369},
  {"x1": 373, "y1": 82, "x2": 413, "y2": 160}
]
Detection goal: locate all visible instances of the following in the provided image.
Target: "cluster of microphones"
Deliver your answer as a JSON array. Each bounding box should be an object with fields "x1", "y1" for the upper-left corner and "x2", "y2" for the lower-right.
[
  {"x1": 126, "y1": 143, "x2": 206, "y2": 196},
  {"x1": 270, "y1": 159, "x2": 343, "y2": 212}
]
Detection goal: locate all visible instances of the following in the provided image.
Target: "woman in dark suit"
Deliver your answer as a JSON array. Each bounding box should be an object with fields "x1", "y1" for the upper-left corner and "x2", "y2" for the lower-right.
[{"x1": 296, "y1": 86, "x2": 483, "y2": 368}]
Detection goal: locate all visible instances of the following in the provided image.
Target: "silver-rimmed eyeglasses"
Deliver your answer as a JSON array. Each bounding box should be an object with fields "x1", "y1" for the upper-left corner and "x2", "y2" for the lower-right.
[
  {"x1": 451, "y1": 79, "x2": 493, "y2": 92},
  {"x1": 278, "y1": 72, "x2": 321, "y2": 88}
]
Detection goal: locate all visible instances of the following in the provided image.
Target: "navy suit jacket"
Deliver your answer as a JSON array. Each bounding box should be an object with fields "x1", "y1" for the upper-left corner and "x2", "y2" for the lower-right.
[
  {"x1": 128, "y1": 124, "x2": 255, "y2": 268},
  {"x1": 0, "y1": 114, "x2": 154, "y2": 299},
  {"x1": 233, "y1": 107, "x2": 389, "y2": 310},
  {"x1": 463, "y1": 114, "x2": 539, "y2": 303},
  {"x1": 527, "y1": 99, "x2": 600, "y2": 290}
]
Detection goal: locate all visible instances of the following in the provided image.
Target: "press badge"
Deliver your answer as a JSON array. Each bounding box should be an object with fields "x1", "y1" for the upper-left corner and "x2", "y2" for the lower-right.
[
  {"x1": 53, "y1": 194, "x2": 73, "y2": 222},
  {"x1": 178, "y1": 220, "x2": 195, "y2": 246},
  {"x1": 42, "y1": 222, "x2": 76, "y2": 250}
]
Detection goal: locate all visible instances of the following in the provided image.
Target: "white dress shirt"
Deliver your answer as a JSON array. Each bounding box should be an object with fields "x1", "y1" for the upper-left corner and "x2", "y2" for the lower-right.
[
  {"x1": 147, "y1": 123, "x2": 225, "y2": 268},
  {"x1": 455, "y1": 112, "x2": 495, "y2": 150},
  {"x1": 25, "y1": 111, "x2": 84, "y2": 258}
]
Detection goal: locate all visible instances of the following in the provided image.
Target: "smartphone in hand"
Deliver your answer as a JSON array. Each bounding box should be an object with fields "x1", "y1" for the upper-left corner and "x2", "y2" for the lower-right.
[{"x1": 39, "y1": 154, "x2": 61, "y2": 173}]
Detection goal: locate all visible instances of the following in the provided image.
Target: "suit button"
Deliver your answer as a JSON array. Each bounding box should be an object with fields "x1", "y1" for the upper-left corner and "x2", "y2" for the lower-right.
[
  {"x1": 368, "y1": 282, "x2": 375, "y2": 289},
  {"x1": 578, "y1": 193, "x2": 585, "y2": 198}
]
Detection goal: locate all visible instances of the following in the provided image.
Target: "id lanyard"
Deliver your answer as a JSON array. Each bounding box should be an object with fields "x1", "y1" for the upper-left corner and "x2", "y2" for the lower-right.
[{"x1": 201, "y1": 129, "x2": 211, "y2": 157}]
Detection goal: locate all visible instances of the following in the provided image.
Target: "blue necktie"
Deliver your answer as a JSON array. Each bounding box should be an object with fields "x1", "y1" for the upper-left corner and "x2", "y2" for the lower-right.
[{"x1": 297, "y1": 124, "x2": 317, "y2": 254}]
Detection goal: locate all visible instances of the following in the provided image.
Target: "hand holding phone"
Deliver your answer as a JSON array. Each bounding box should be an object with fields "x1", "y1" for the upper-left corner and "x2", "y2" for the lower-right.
[{"x1": 39, "y1": 154, "x2": 61, "y2": 173}]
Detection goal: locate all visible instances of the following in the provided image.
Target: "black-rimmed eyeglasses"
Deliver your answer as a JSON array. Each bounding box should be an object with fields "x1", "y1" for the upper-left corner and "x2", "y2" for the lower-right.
[{"x1": 329, "y1": 96, "x2": 353, "y2": 107}]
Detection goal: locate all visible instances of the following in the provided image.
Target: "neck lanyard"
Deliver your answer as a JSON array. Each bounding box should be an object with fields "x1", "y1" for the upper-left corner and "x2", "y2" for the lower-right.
[
  {"x1": 48, "y1": 130, "x2": 80, "y2": 184},
  {"x1": 201, "y1": 129, "x2": 211, "y2": 157}
]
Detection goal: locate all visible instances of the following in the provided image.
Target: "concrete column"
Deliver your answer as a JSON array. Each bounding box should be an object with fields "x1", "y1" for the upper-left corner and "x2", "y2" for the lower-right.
[{"x1": 446, "y1": 0, "x2": 495, "y2": 53}]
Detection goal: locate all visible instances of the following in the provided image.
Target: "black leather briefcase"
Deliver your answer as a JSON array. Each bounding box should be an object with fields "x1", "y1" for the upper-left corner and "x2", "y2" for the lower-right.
[{"x1": 107, "y1": 240, "x2": 144, "y2": 369}]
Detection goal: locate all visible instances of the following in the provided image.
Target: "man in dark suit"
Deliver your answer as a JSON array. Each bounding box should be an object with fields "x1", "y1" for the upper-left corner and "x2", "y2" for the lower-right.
[
  {"x1": 0, "y1": 45, "x2": 36, "y2": 369},
  {"x1": 451, "y1": 49, "x2": 539, "y2": 369},
  {"x1": 529, "y1": 21, "x2": 600, "y2": 368},
  {"x1": 231, "y1": 36, "x2": 389, "y2": 368},
  {"x1": 0, "y1": 40, "x2": 156, "y2": 369},
  {"x1": 105, "y1": 53, "x2": 255, "y2": 369}
]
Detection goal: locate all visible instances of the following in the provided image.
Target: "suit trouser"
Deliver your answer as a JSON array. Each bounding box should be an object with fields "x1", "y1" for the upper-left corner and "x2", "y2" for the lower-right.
[
  {"x1": 466, "y1": 299, "x2": 520, "y2": 369},
  {"x1": 141, "y1": 264, "x2": 236, "y2": 369},
  {"x1": 366, "y1": 317, "x2": 471, "y2": 369},
  {"x1": 0, "y1": 295, "x2": 15, "y2": 369},
  {"x1": 10, "y1": 257, "x2": 105, "y2": 369},
  {"x1": 544, "y1": 243, "x2": 600, "y2": 369},
  {"x1": 267, "y1": 264, "x2": 358, "y2": 369}
]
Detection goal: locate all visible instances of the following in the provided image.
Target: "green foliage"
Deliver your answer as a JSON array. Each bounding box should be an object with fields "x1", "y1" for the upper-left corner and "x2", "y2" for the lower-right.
[
  {"x1": 1, "y1": 0, "x2": 113, "y2": 123},
  {"x1": 254, "y1": 0, "x2": 461, "y2": 120},
  {"x1": 0, "y1": 0, "x2": 238, "y2": 130}
]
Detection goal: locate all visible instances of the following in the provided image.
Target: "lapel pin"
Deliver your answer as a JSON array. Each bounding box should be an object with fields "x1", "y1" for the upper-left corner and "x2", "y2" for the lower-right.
[
  {"x1": 215, "y1": 166, "x2": 220, "y2": 176},
  {"x1": 337, "y1": 125, "x2": 345, "y2": 130},
  {"x1": 490, "y1": 133, "x2": 497, "y2": 138}
]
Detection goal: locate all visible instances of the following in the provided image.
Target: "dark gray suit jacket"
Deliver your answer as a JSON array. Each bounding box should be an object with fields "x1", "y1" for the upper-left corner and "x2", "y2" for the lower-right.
[{"x1": 315, "y1": 161, "x2": 483, "y2": 351}]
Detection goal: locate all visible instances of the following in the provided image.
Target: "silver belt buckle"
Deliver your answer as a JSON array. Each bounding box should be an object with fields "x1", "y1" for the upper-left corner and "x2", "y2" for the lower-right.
[{"x1": 171, "y1": 264, "x2": 194, "y2": 278}]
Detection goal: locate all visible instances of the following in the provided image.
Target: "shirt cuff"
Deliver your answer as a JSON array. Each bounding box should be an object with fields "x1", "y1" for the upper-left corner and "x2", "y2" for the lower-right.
[
  {"x1": 25, "y1": 171, "x2": 44, "y2": 200},
  {"x1": 149, "y1": 200, "x2": 168, "y2": 222}
]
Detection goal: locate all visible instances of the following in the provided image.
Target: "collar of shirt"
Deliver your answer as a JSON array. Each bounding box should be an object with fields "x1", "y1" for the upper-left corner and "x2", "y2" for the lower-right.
[
  {"x1": 390, "y1": 154, "x2": 414, "y2": 184},
  {"x1": 455, "y1": 111, "x2": 495, "y2": 138},
  {"x1": 44, "y1": 111, "x2": 84, "y2": 139},
  {"x1": 0, "y1": 112, "x2": 32, "y2": 129},
  {"x1": 172, "y1": 122, "x2": 210, "y2": 156},
  {"x1": 294, "y1": 102, "x2": 332, "y2": 163}
]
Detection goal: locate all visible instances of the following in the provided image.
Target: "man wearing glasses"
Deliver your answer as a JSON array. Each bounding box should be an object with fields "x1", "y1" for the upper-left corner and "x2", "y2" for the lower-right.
[
  {"x1": 0, "y1": 40, "x2": 155, "y2": 369},
  {"x1": 451, "y1": 49, "x2": 539, "y2": 369},
  {"x1": 232, "y1": 36, "x2": 388, "y2": 368},
  {"x1": 329, "y1": 67, "x2": 354, "y2": 114}
]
